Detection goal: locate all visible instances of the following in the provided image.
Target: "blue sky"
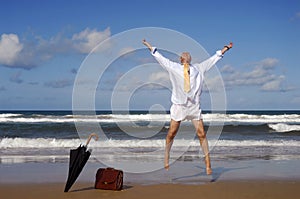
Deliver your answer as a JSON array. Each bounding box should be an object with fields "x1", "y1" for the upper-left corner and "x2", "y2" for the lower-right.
[{"x1": 0, "y1": 0, "x2": 299, "y2": 110}]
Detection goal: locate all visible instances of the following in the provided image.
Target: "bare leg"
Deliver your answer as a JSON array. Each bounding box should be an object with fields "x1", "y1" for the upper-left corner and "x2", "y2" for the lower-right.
[
  {"x1": 165, "y1": 119, "x2": 181, "y2": 170},
  {"x1": 192, "y1": 119, "x2": 212, "y2": 175}
]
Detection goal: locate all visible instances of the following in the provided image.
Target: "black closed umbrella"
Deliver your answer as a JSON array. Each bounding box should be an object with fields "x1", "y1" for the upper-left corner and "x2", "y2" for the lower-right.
[{"x1": 64, "y1": 133, "x2": 98, "y2": 192}]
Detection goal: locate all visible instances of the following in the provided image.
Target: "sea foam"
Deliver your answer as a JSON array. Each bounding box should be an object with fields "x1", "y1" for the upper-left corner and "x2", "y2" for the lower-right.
[
  {"x1": 1, "y1": 137, "x2": 299, "y2": 149},
  {"x1": 268, "y1": 123, "x2": 300, "y2": 132},
  {"x1": 0, "y1": 113, "x2": 300, "y2": 125}
]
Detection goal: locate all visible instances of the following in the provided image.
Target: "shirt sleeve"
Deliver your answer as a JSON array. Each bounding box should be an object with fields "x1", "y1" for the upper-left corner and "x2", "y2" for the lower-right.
[
  {"x1": 151, "y1": 47, "x2": 177, "y2": 71},
  {"x1": 195, "y1": 50, "x2": 223, "y2": 73}
]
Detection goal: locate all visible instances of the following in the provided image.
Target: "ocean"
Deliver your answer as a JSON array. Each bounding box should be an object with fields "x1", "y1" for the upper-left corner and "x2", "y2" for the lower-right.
[{"x1": 0, "y1": 110, "x2": 300, "y2": 173}]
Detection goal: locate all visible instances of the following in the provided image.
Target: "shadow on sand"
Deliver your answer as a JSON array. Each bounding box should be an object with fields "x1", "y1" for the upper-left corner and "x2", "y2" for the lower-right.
[
  {"x1": 172, "y1": 165, "x2": 251, "y2": 183},
  {"x1": 70, "y1": 185, "x2": 133, "y2": 192}
]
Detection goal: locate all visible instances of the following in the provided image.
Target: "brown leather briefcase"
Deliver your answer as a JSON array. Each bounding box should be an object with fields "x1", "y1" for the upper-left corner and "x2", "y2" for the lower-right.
[{"x1": 95, "y1": 168, "x2": 123, "y2": 190}]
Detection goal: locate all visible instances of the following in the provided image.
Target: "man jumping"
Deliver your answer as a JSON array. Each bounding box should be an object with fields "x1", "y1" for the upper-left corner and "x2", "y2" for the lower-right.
[{"x1": 143, "y1": 39, "x2": 232, "y2": 175}]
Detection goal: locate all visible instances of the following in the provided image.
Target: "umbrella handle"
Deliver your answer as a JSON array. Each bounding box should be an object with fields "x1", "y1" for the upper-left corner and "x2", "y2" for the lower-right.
[{"x1": 86, "y1": 133, "x2": 99, "y2": 146}]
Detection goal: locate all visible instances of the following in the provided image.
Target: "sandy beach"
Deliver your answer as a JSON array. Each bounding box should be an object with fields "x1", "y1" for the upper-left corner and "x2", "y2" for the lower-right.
[
  {"x1": 1, "y1": 159, "x2": 300, "y2": 199},
  {"x1": 1, "y1": 181, "x2": 299, "y2": 199}
]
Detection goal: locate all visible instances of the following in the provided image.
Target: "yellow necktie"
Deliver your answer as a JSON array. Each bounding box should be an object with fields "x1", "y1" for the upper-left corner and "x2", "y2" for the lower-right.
[{"x1": 183, "y1": 63, "x2": 190, "y2": 93}]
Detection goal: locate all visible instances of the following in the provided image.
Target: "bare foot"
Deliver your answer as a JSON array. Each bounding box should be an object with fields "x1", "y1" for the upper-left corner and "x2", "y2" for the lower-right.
[
  {"x1": 206, "y1": 167, "x2": 212, "y2": 175},
  {"x1": 164, "y1": 163, "x2": 170, "y2": 171},
  {"x1": 203, "y1": 154, "x2": 212, "y2": 175}
]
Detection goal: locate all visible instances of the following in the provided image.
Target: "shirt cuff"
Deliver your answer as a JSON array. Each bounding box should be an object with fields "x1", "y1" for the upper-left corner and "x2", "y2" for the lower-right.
[
  {"x1": 151, "y1": 47, "x2": 157, "y2": 55},
  {"x1": 216, "y1": 50, "x2": 223, "y2": 57}
]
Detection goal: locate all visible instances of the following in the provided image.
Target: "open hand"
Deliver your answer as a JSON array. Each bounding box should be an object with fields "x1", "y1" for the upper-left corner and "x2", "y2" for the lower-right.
[
  {"x1": 222, "y1": 42, "x2": 233, "y2": 54},
  {"x1": 226, "y1": 42, "x2": 233, "y2": 49},
  {"x1": 142, "y1": 39, "x2": 153, "y2": 51}
]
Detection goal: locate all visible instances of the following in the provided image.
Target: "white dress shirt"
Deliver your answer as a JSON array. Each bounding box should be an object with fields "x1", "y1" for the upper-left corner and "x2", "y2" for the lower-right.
[{"x1": 151, "y1": 47, "x2": 223, "y2": 105}]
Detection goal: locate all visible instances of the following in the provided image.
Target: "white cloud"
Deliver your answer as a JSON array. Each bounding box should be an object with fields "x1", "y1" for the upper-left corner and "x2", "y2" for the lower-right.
[
  {"x1": 0, "y1": 34, "x2": 23, "y2": 66},
  {"x1": 72, "y1": 27, "x2": 111, "y2": 53},
  {"x1": 258, "y1": 58, "x2": 279, "y2": 68},
  {"x1": 149, "y1": 71, "x2": 169, "y2": 84},
  {"x1": 203, "y1": 75, "x2": 224, "y2": 92},
  {"x1": 260, "y1": 75, "x2": 284, "y2": 91},
  {"x1": 220, "y1": 64, "x2": 235, "y2": 73},
  {"x1": 0, "y1": 27, "x2": 111, "y2": 69},
  {"x1": 147, "y1": 71, "x2": 171, "y2": 90},
  {"x1": 108, "y1": 70, "x2": 171, "y2": 93},
  {"x1": 0, "y1": 33, "x2": 61, "y2": 69},
  {"x1": 220, "y1": 58, "x2": 293, "y2": 92}
]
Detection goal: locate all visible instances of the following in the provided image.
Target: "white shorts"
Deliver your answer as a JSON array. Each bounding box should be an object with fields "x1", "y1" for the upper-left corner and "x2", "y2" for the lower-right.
[{"x1": 170, "y1": 100, "x2": 202, "y2": 121}]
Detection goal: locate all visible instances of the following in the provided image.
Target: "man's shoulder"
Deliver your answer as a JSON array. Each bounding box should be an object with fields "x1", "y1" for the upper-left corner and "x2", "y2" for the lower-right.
[{"x1": 190, "y1": 64, "x2": 201, "y2": 72}]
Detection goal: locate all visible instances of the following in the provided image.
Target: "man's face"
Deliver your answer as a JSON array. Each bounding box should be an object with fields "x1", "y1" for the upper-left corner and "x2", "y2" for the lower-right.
[
  {"x1": 180, "y1": 56, "x2": 184, "y2": 64},
  {"x1": 180, "y1": 52, "x2": 191, "y2": 64}
]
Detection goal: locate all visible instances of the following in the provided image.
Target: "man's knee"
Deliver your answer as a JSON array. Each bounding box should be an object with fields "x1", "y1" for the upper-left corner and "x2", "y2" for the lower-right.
[
  {"x1": 167, "y1": 130, "x2": 177, "y2": 140},
  {"x1": 167, "y1": 120, "x2": 180, "y2": 140},
  {"x1": 197, "y1": 129, "x2": 206, "y2": 139}
]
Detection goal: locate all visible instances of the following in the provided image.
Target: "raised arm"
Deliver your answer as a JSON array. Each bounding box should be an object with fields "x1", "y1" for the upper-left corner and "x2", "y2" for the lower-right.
[
  {"x1": 195, "y1": 42, "x2": 233, "y2": 73},
  {"x1": 142, "y1": 39, "x2": 178, "y2": 71},
  {"x1": 221, "y1": 42, "x2": 233, "y2": 55},
  {"x1": 142, "y1": 39, "x2": 153, "y2": 51}
]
